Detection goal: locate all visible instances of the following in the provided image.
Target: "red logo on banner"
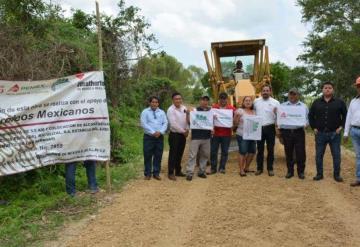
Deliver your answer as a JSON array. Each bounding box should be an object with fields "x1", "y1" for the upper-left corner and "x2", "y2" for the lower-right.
[
  {"x1": 75, "y1": 73, "x2": 85, "y2": 80},
  {"x1": 8, "y1": 84, "x2": 20, "y2": 92}
]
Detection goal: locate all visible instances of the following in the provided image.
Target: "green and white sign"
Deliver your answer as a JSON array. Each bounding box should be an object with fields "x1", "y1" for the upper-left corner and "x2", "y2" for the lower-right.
[
  {"x1": 190, "y1": 111, "x2": 214, "y2": 130},
  {"x1": 243, "y1": 115, "x2": 262, "y2": 140}
]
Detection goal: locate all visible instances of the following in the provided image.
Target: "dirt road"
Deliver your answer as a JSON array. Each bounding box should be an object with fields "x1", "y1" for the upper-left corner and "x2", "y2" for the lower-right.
[{"x1": 56, "y1": 134, "x2": 360, "y2": 247}]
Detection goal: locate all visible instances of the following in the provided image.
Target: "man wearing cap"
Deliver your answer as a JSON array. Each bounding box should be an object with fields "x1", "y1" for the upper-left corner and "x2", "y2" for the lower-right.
[
  {"x1": 254, "y1": 85, "x2": 280, "y2": 176},
  {"x1": 210, "y1": 92, "x2": 236, "y2": 174},
  {"x1": 344, "y1": 77, "x2": 360, "y2": 187},
  {"x1": 186, "y1": 96, "x2": 212, "y2": 181},
  {"x1": 309, "y1": 81, "x2": 347, "y2": 182},
  {"x1": 278, "y1": 88, "x2": 308, "y2": 179}
]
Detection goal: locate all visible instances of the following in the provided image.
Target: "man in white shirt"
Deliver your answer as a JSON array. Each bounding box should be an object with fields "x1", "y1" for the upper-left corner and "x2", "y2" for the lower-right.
[
  {"x1": 254, "y1": 85, "x2": 280, "y2": 176},
  {"x1": 167, "y1": 92, "x2": 189, "y2": 181},
  {"x1": 344, "y1": 77, "x2": 360, "y2": 187}
]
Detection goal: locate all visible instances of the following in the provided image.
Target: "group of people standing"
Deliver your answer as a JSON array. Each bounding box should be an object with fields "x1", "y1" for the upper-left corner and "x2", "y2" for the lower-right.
[{"x1": 140, "y1": 77, "x2": 360, "y2": 187}]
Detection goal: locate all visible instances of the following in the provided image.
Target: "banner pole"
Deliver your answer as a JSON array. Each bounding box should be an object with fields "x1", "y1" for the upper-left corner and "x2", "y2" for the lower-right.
[{"x1": 96, "y1": 0, "x2": 111, "y2": 193}]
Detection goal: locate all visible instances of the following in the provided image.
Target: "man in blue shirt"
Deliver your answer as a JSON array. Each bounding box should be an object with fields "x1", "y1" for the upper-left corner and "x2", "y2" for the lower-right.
[
  {"x1": 140, "y1": 96, "x2": 168, "y2": 180},
  {"x1": 278, "y1": 88, "x2": 308, "y2": 179}
]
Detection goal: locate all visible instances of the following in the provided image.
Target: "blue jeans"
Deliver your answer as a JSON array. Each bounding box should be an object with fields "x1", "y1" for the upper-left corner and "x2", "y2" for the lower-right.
[
  {"x1": 143, "y1": 134, "x2": 164, "y2": 177},
  {"x1": 315, "y1": 131, "x2": 341, "y2": 176},
  {"x1": 211, "y1": 136, "x2": 231, "y2": 171},
  {"x1": 236, "y1": 135, "x2": 256, "y2": 155},
  {"x1": 65, "y1": 160, "x2": 98, "y2": 196},
  {"x1": 350, "y1": 127, "x2": 360, "y2": 181}
]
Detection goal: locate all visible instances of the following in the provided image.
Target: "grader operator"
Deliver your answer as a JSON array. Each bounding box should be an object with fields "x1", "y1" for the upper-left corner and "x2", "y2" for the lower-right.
[{"x1": 203, "y1": 39, "x2": 271, "y2": 106}]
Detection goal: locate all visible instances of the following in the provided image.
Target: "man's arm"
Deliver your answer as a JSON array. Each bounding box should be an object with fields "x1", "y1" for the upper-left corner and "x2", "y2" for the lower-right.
[
  {"x1": 160, "y1": 110, "x2": 168, "y2": 135},
  {"x1": 340, "y1": 100, "x2": 348, "y2": 129},
  {"x1": 308, "y1": 100, "x2": 316, "y2": 130}
]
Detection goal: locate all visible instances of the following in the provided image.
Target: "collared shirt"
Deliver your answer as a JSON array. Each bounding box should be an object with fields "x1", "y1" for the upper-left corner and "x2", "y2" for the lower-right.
[
  {"x1": 254, "y1": 97, "x2": 280, "y2": 126},
  {"x1": 344, "y1": 96, "x2": 360, "y2": 136},
  {"x1": 167, "y1": 104, "x2": 188, "y2": 133},
  {"x1": 140, "y1": 107, "x2": 168, "y2": 136},
  {"x1": 191, "y1": 106, "x2": 212, "y2": 140},
  {"x1": 279, "y1": 101, "x2": 309, "y2": 129},
  {"x1": 212, "y1": 103, "x2": 236, "y2": 137},
  {"x1": 309, "y1": 96, "x2": 347, "y2": 132}
]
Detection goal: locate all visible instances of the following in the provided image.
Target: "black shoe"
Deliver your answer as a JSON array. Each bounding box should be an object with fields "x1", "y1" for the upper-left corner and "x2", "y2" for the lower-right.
[
  {"x1": 334, "y1": 176, "x2": 343, "y2": 183},
  {"x1": 175, "y1": 172, "x2": 186, "y2": 177},
  {"x1": 198, "y1": 173, "x2": 207, "y2": 179},
  {"x1": 186, "y1": 175, "x2": 193, "y2": 181},
  {"x1": 298, "y1": 173, "x2": 305, "y2": 180},
  {"x1": 255, "y1": 170, "x2": 263, "y2": 176},
  {"x1": 268, "y1": 170, "x2": 275, "y2": 177},
  {"x1": 285, "y1": 173, "x2": 294, "y2": 179},
  {"x1": 313, "y1": 174, "x2": 324, "y2": 181}
]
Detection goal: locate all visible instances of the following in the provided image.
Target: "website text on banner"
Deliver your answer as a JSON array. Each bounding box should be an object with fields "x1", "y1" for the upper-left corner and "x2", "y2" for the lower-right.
[
  {"x1": 276, "y1": 105, "x2": 307, "y2": 126},
  {"x1": 212, "y1": 109, "x2": 233, "y2": 128},
  {"x1": 190, "y1": 111, "x2": 214, "y2": 130},
  {"x1": 243, "y1": 115, "x2": 262, "y2": 140},
  {"x1": 0, "y1": 71, "x2": 110, "y2": 176}
]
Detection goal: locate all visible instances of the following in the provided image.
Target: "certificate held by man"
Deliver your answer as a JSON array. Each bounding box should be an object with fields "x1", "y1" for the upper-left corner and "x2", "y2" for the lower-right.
[
  {"x1": 190, "y1": 111, "x2": 214, "y2": 130},
  {"x1": 277, "y1": 105, "x2": 307, "y2": 126},
  {"x1": 212, "y1": 109, "x2": 233, "y2": 128}
]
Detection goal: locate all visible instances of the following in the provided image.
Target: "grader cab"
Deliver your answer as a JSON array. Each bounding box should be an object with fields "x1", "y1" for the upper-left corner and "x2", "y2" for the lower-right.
[{"x1": 204, "y1": 39, "x2": 271, "y2": 106}]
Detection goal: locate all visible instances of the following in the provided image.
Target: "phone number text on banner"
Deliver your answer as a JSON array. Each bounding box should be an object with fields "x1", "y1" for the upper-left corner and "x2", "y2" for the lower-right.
[{"x1": 0, "y1": 71, "x2": 110, "y2": 176}]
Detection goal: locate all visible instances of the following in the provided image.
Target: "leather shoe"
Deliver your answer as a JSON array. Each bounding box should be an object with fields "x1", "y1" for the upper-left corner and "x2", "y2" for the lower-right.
[
  {"x1": 207, "y1": 170, "x2": 217, "y2": 175},
  {"x1": 168, "y1": 175, "x2": 177, "y2": 181},
  {"x1": 298, "y1": 173, "x2": 305, "y2": 179},
  {"x1": 175, "y1": 172, "x2": 186, "y2": 177},
  {"x1": 144, "y1": 176, "x2": 151, "y2": 180},
  {"x1": 268, "y1": 170, "x2": 275, "y2": 176},
  {"x1": 350, "y1": 181, "x2": 360, "y2": 187},
  {"x1": 285, "y1": 173, "x2": 294, "y2": 179},
  {"x1": 198, "y1": 173, "x2": 207, "y2": 179},
  {"x1": 334, "y1": 176, "x2": 343, "y2": 183},
  {"x1": 313, "y1": 174, "x2": 323, "y2": 181},
  {"x1": 153, "y1": 175, "x2": 161, "y2": 181},
  {"x1": 255, "y1": 170, "x2": 263, "y2": 176},
  {"x1": 186, "y1": 175, "x2": 192, "y2": 181}
]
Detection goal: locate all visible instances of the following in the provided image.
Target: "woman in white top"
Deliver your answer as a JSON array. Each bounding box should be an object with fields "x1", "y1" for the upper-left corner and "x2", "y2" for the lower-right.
[{"x1": 234, "y1": 96, "x2": 256, "y2": 176}]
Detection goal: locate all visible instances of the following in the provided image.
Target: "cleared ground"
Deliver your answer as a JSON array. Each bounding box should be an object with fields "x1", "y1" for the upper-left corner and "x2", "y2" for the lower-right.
[{"x1": 51, "y1": 134, "x2": 360, "y2": 247}]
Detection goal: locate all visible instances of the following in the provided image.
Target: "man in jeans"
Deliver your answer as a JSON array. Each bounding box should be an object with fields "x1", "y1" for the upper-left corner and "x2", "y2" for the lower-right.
[
  {"x1": 186, "y1": 96, "x2": 212, "y2": 181},
  {"x1": 344, "y1": 77, "x2": 360, "y2": 186},
  {"x1": 140, "y1": 96, "x2": 168, "y2": 180},
  {"x1": 309, "y1": 81, "x2": 347, "y2": 182},
  {"x1": 254, "y1": 85, "x2": 280, "y2": 176},
  {"x1": 65, "y1": 160, "x2": 98, "y2": 197},
  {"x1": 210, "y1": 92, "x2": 235, "y2": 174}
]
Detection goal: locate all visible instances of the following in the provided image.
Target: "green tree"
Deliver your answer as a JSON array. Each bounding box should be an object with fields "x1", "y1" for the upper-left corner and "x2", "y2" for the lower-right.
[
  {"x1": 297, "y1": 0, "x2": 360, "y2": 100},
  {"x1": 270, "y1": 62, "x2": 291, "y2": 98}
]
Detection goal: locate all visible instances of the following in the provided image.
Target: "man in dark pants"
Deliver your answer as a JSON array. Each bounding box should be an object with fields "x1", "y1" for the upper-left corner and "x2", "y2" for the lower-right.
[
  {"x1": 278, "y1": 88, "x2": 308, "y2": 179},
  {"x1": 167, "y1": 92, "x2": 189, "y2": 181},
  {"x1": 309, "y1": 81, "x2": 347, "y2": 182},
  {"x1": 140, "y1": 96, "x2": 168, "y2": 180},
  {"x1": 210, "y1": 92, "x2": 236, "y2": 174},
  {"x1": 254, "y1": 85, "x2": 280, "y2": 176}
]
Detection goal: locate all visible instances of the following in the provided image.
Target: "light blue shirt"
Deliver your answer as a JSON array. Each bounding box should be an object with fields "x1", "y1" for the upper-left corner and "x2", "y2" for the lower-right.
[
  {"x1": 279, "y1": 101, "x2": 309, "y2": 129},
  {"x1": 140, "y1": 107, "x2": 168, "y2": 135}
]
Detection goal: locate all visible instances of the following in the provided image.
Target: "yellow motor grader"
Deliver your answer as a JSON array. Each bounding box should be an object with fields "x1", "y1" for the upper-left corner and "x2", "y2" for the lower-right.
[{"x1": 204, "y1": 39, "x2": 271, "y2": 106}]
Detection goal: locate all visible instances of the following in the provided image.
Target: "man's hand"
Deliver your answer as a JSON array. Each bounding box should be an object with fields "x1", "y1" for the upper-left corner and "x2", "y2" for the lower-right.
[
  {"x1": 153, "y1": 131, "x2": 161, "y2": 138},
  {"x1": 314, "y1": 128, "x2": 318, "y2": 135},
  {"x1": 336, "y1": 127, "x2": 342, "y2": 134},
  {"x1": 344, "y1": 136, "x2": 349, "y2": 144}
]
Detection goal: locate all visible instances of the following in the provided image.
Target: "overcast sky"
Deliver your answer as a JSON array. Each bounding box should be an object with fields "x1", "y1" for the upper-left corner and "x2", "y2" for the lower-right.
[{"x1": 56, "y1": 0, "x2": 310, "y2": 70}]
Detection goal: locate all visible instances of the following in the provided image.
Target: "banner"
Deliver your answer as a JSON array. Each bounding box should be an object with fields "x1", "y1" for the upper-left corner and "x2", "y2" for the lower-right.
[
  {"x1": 0, "y1": 71, "x2": 110, "y2": 176},
  {"x1": 243, "y1": 115, "x2": 262, "y2": 140},
  {"x1": 212, "y1": 109, "x2": 233, "y2": 128},
  {"x1": 190, "y1": 111, "x2": 213, "y2": 130},
  {"x1": 277, "y1": 105, "x2": 307, "y2": 126}
]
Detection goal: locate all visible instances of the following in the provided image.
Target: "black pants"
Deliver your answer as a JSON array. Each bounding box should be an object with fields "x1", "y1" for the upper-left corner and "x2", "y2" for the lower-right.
[
  {"x1": 143, "y1": 134, "x2": 164, "y2": 177},
  {"x1": 168, "y1": 132, "x2": 186, "y2": 175},
  {"x1": 281, "y1": 128, "x2": 306, "y2": 175},
  {"x1": 256, "y1": 124, "x2": 275, "y2": 171}
]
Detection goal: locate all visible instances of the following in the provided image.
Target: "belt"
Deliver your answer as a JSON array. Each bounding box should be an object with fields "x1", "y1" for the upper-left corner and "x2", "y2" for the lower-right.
[
  {"x1": 262, "y1": 124, "x2": 275, "y2": 128},
  {"x1": 352, "y1": 126, "x2": 360, "y2": 129},
  {"x1": 280, "y1": 128, "x2": 304, "y2": 133}
]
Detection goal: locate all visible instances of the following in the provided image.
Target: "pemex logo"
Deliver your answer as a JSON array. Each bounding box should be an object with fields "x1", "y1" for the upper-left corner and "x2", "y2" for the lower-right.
[{"x1": 8, "y1": 84, "x2": 20, "y2": 93}]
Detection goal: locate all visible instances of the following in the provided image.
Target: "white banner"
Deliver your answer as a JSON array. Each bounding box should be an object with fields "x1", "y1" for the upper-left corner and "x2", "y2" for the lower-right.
[
  {"x1": 190, "y1": 111, "x2": 214, "y2": 130},
  {"x1": 277, "y1": 105, "x2": 307, "y2": 126},
  {"x1": 212, "y1": 109, "x2": 233, "y2": 128},
  {"x1": 0, "y1": 71, "x2": 110, "y2": 176},
  {"x1": 243, "y1": 115, "x2": 262, "y2": 140}
]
